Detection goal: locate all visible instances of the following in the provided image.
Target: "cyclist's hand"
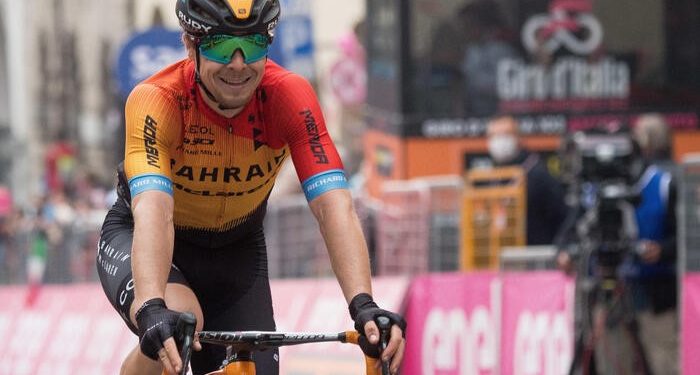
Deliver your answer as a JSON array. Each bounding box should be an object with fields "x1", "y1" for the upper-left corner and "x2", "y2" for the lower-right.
[
  {"x1": 349, "y1": 293, "x2": 407, "y2": 374},
  {"x1": 135, "y1": 298, "x2": 184, "y2": 374}
]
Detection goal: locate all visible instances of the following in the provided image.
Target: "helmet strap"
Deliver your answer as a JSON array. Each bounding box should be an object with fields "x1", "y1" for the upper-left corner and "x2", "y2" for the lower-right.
[{"x1": 193, "y1": 44, "x2": 220, "y2": 104}]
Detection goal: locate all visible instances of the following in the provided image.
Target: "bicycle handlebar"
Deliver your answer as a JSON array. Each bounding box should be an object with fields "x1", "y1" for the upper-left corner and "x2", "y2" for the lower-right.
[
  {"x1": 377, "y1": 316, "x2": 392, "y2": 375},
  {"x1": 197, "y1": 331, "x2": 347, "y2": 350},
  {"x1": 175, "y1": 313, "x2": 197, "y2": 375},
  {"x1": 174, "y1": 313, "x2": 393, "y2": 375}
]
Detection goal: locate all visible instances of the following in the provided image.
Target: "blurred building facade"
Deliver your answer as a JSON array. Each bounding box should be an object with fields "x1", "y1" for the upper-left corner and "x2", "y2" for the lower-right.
[{"x1": 0, "y1": 0, "x2": 181, "y2": 205}]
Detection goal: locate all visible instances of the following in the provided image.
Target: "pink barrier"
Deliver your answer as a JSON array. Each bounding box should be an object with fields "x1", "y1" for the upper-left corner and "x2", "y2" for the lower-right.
[
  {"x1": 0, "y1": 277, "x2": 409, "y2": 375},
  {"x1": 682, "y1": 273, "x2": 700, "y2": 374},
  {"x1": 0, "y1": 284, "x2": 134, "y2": 374},
  {"x1": 270, "y1": 276, "x2": 409, "y2": 375},
  {"x1": 7, "y1": 272, "x2": 696, "y2": 374},
  {"x1": 403, "y1": 272, "x2": 499, "y2": 374},
  {"x1": 403, "y1": 272, "x2": 575, "y2": 375},
  {"x1": 501, "y1": 272, "x2": 574, "y2": 375}
]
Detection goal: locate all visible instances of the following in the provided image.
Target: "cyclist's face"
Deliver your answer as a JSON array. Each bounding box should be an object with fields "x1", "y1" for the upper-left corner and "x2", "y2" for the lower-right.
[{"x1": 189, "y1": 37, "x2": 266, "y2": 113}]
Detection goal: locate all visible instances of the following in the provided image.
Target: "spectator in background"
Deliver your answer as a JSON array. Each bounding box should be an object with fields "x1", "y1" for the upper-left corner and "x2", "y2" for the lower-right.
[
  {"x1": 0, "y1": 215, "x2": 9, "y2": 283},
  {"x1": 425, "y1": 7, "x2": 469, "y2": 116},
  {"x1": 634, "y1": 113, "x2": 676, "y2": 174},
  {"x1": 425, "y1": 0, "x2": 518, "y2": 117},
  {"x1": 486, "y1": 115, "x2": 568, "y2": 245},
  {"x1": 629, "y1": 113, "x2": 678, "y2": 375},
  {"x1": 25, "y1": 196, "x2": 50, "y2": 305},
  {"x1": 459, "y1": 0, "x2": 518, "y2": 116},
  {"x1": 6, "y1": 208, "x2": 30, "y2": 284}
]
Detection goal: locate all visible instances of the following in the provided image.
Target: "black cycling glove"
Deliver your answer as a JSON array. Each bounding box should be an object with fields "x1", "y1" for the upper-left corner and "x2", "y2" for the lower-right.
[
  {"x1": 349, "y1": 293, "x2": 407, "y2": 358},
  {"x1": 135, "y1": 298, "x2": 181, "y2": 360}
]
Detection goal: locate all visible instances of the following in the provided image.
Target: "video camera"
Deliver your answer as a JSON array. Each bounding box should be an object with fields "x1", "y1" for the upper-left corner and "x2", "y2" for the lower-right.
[
  {"x1": 565, "y1": 130, "x2": 643, "y2": 280},
  {"x1": 564, "y1": 129, "x2": 655, "y2": 374}
]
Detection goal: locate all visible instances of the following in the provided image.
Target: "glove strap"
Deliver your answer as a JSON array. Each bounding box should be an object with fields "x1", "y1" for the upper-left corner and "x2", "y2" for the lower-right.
[
  {"x1": 349, "y1": 293, "x2": 379, "y2": 321},
  {"x1": 135, "y1": 298, "x2": 167, "y2": 320}
]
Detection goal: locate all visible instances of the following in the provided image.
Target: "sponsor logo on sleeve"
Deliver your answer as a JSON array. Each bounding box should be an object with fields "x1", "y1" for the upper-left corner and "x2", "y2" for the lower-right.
[
  {"x1": 300, "y1": 109, "x2": 329, "y2": 164},
  {"x1": 302, "y1": 169, "x2": 349, "y2": 201},
  {"x1": 144, "y1": 115, "x2": 160, "y2": 168}
]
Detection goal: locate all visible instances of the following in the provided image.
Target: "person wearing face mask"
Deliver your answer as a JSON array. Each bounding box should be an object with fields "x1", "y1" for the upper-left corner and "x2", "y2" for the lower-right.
[{"x1": 486, "y1": 115, "x2": 568, "y2": 245}]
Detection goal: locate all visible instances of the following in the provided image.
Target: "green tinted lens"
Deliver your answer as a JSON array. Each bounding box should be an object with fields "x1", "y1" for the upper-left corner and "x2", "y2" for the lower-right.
[{"x1": 199, "y1": 34, "x2": 270, "y2": 64}]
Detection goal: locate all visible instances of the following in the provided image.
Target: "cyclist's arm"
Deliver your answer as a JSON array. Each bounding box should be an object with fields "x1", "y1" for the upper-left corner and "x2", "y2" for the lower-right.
[
  {"x1": 130, "y1": 191, "x2": 174, "y2": 318},
  {"x1": 122, "y1": 83, "x2": 180, "y2": 317},
  {"x1": 269, "y1": 73, "x2": 372, "y2": 301},
  {"x1": 309, "y1": 189, "x2": 372, "y2": 302},
  {"x1": 311, "y1": 190, "x2": 407, "y2": 373}
]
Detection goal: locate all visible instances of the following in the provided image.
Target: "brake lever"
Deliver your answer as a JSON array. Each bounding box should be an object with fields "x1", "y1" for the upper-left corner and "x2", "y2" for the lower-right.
[
  {"x1": 176, "y1": 312, "x2": 197, "y2": 375},
  {"x1": 376, "y1": 316, "x2": 391, "y2": 375}
]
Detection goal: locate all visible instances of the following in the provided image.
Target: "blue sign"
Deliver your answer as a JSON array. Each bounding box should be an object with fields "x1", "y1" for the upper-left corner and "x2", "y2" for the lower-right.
[
  {"x1": 268, "y1": 0, "x2": 315, "y2": 80},
  {"x1": 116, "y1": 27, "x2": 186, "y2": 98}
]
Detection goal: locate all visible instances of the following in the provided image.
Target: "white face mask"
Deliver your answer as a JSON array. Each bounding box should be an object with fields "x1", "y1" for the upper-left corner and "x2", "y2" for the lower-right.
[{"x1": 488, "y1": 134, "x2": 518, "y2": 164}]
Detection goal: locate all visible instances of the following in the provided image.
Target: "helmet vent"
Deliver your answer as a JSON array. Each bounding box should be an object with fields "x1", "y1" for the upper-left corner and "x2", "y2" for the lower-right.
[{"x1": 190, "y1": 3, "x2": 219, "y2": 26}]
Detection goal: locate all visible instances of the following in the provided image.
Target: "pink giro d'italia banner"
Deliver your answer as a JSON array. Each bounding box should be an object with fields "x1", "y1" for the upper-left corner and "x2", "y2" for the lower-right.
[
  {"x1": 403, "y1": 272, "x2": 500, "y2": 375},
  {"x1": 500, "y1": 272, "x2": 575, "y2": 375},
  {"x1": 0, "y1": 277, "x2": 409, "y2": 375},
  {"x1": 682, "y1": 273, "x2": 700, "y2": 374}
]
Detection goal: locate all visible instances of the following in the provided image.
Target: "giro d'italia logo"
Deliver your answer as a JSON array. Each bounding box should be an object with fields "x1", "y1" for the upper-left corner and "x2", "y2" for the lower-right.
[{"x1": 521, "y1": 0, "x2": 603, "y2": 56}]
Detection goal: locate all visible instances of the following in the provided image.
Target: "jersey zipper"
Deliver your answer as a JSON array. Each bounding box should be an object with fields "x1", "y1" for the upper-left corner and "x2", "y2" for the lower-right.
[{"x1": 217, "y1": 122, "x2": 233, "y2": 227}]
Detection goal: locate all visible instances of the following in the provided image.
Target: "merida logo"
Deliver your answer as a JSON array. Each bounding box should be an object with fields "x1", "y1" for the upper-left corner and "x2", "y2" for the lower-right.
[
  {"x1": 144, "y1": 115, "x2": 160, "y2": 168},
  {"x1": 301, "y1": 109, "x2": 329, "y2": 164}
]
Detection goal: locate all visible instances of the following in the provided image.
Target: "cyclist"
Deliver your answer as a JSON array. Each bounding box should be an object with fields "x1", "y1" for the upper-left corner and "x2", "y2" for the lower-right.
[{"x1": 96, "y1": 0, "x2": 406, "y2": 374}]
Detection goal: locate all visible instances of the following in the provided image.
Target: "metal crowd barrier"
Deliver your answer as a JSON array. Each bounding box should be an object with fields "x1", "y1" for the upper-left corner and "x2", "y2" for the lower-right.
[
  {"x1": 264, "y1": 195, "x2": 328, "y2": 279},
  {"x1": 374, "y1": 176, "x2": 463, "y2": 276},
  {"x1": 679, "y1": 154, "x2": 700, "y2": 272},
  {"x1": 499, "y1": 245, "x2": 557, "y2": 271},
  {"x1": 263, "y1": 194, "x2": 377, "y2": 279}
]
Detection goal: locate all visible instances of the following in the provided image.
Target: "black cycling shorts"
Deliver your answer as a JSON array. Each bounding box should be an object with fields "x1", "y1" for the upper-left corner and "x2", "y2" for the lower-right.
[{"x1": 96, "y1": 198, "x2": 278, "y2": 374}]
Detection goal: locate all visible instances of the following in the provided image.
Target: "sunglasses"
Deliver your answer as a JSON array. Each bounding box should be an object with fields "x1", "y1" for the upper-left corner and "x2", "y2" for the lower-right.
[{"x1": 198, "y1": 34, "x2": 270, "y2": 65}]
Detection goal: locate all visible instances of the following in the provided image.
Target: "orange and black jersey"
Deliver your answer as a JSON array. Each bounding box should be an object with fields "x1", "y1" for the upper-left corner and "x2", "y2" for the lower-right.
[{"x1": 121, "y1": 58, "x2": 347, "y2": 244}]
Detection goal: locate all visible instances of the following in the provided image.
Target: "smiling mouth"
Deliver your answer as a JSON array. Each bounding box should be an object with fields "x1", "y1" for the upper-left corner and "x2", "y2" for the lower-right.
[{"x1": 220, "y1": 77, "x2": 251, "y2": 86}]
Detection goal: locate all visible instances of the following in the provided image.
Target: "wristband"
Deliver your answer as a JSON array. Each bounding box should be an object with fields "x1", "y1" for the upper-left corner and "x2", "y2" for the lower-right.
[{"x1": 349, "y1": 293, "x2": 378, "y2": 321}]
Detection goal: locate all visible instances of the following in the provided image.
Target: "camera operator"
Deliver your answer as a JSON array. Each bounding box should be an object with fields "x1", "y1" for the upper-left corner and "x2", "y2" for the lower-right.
[
  {"x1": 556, "y1": 115, "x2": 678, "y2": 375},
  {"x1": 629, "y1": 113, "x2": 678, "y2": 375}
]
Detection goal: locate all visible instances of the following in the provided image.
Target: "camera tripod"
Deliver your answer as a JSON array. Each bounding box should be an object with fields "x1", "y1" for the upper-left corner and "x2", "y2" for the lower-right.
[{"x1": 568, "y1": 263, "x2": 652, "y2": 375}]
